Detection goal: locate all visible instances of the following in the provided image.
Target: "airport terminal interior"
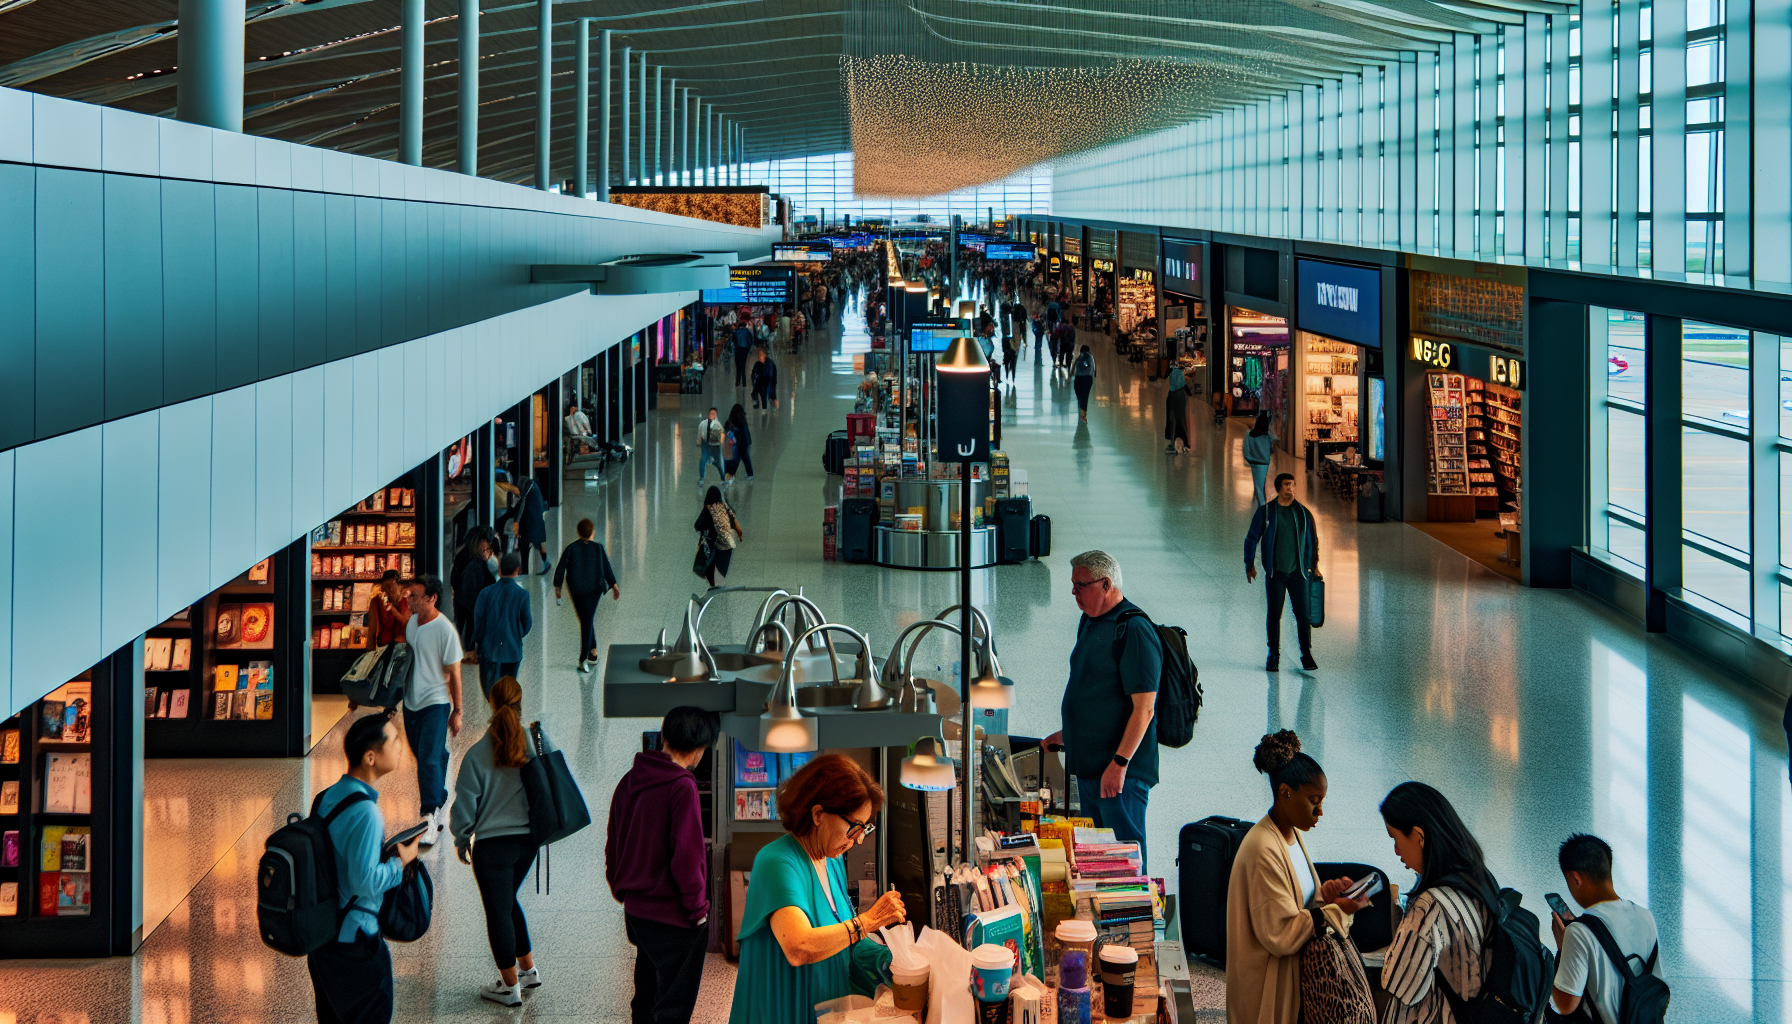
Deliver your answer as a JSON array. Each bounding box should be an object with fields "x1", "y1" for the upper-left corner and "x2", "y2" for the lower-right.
[{"x1": 0, "y1": 2, "x2": 1789, "y2": 1023}]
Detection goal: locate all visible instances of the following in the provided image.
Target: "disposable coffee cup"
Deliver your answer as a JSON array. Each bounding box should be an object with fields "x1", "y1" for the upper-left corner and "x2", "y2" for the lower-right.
[
  {"x1": 1099, "y1": 944, "x2": 1139, "y2": 1019},
  {"x1": 891, "y1": 960, "x2": 930, "y2": 1012},
  {"x1": 971, "y1": 943, "x2": 1015, "y2": 1003}
]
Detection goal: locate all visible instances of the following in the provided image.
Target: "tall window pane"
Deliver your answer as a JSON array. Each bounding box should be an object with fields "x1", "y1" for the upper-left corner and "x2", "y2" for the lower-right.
[
  {"x1": 1683, "y1": 545, "x2": 1749, "y2": 616},
  {"x1": 1682, "y1": 428, "x2": 1749, "y2": 551},
  {"x1": 1682, "y1": 319, "x2": 1749, "y2": 426},
  {"x1": 1607, "y1": 309, "x2": 1646, "y2": 403},
  {"x1": 1609, "y1": 409, "x2": 1647, "y2": 516}
]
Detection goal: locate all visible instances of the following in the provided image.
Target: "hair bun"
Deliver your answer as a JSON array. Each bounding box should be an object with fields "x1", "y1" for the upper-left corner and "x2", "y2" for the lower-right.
[{"x1": 1253, "y1": 730, "x2": 1302, "y2": 775}]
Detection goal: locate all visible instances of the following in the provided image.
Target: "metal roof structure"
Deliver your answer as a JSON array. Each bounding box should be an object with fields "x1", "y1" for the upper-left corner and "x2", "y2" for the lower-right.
[{"x1": 0, "y1": 0, "x2": 1566, "y2": 193}]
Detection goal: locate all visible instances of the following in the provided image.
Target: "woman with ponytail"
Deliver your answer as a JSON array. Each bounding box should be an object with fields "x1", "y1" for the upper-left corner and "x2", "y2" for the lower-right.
[
  {"x1": 1226, "y1": 730, "x2": 1373, "y2": 1024},
  {"x1": 449, "y1": 676, "x2": 541, "y2": 1006}
]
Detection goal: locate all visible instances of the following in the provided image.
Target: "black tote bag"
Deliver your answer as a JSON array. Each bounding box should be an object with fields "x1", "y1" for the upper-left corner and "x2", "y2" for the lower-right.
[
  {"x1": 1306, "y1": 572, "x2": 1326, "y2": 628},
  {"x1": 520, "y1": 721, "x2": 591, "y2": 846}
]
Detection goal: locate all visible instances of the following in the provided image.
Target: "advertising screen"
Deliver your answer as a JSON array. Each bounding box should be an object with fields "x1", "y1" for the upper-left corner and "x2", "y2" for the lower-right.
[
  {"x1": 1161, "y1": 238, "x2": 1204, "y2": 297},
  {"x1": 1366, "y1": 376, "x2": 1386, "y2": 461},
  {"x1": 909, "y1": 320, "x2": 968, "y2": 354},
  {"x1": 701, "y1": 265, "x2": 794, "y2": 305},
  {"x1": 772, "y1": 244, "x2": 832, "y2": 262},
  {"x1": 985, "y1": 243, "x2": 1035, "y2": 261},
  {"x1": 1296, "y1": 259, "x2": 1382, "y2": 348}
]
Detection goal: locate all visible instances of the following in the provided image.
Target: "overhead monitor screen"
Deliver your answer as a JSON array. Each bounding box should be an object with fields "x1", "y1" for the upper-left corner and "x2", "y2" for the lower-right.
[
  {"x1": 985, "y1": 243, "x2": 1035, "y2": 261},
  {"x1": 773, "y1": 244, "x2": 833, "y2": 262},
  {"x1": 909, "y1": 320, "x2": 968, "y2": 354},
  {"x1": 701, "y1": 265, "x2": 793, "y2": 305}
]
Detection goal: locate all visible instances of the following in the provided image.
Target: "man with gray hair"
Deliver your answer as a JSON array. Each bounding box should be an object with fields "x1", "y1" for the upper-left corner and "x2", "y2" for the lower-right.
[{"x1": 1042, "y1": 549, "x2": 1163, "y2": 870}]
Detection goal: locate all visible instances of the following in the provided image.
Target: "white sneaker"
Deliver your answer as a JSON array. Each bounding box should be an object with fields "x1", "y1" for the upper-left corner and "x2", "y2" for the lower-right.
[
  {"x1": 480, "y1": 981, "x2": 523, "y2": 1007},
  {"x1": 417, "y1": 809, "x2": 439, "y2": 847},
  {"x1": 517, "y1": 966, "x2": 543, "y2": 990},
  {"x1": 577, "y1": 660, "x2": 590, "y2": 674}
]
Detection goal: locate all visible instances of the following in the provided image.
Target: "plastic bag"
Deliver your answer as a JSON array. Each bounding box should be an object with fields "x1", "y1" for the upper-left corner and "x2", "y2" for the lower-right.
[{"x1": 918, "y1": 926, "x2": 976, "y2": 1024}]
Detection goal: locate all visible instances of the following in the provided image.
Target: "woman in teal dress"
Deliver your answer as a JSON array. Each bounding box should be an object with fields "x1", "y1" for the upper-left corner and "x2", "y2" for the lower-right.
[{"x1": 729, "y1": 753, "x2": 908, "y2": 1023}]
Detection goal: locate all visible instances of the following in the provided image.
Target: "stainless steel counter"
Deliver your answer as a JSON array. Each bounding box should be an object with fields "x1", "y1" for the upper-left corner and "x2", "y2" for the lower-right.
[{"x1": 875, "y1": 524, "x2": 998, "y2": 569}]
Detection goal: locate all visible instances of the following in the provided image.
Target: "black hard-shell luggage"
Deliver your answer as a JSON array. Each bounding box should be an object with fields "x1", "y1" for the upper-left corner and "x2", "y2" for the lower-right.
[
  {"x1": 1029, "y1": 514, "x2": 1052, "y2": 558},
  {"x1": 1177, "y1": 815, "x2": 1253, "y2": 963},
  {"x1": 996, "y1": 497, "x2": 1032, "y2": 563},
  {"x1": 1314, "y1": 862, "x2": 1396, "y2": 953},
  {"x1": 823, "y1": 430, "x2": 849, "y2": 475}
]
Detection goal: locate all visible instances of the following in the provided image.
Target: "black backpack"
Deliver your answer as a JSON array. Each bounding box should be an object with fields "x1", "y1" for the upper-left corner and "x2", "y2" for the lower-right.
[
  {"x1": 1112, "y1": 609, "x2": 1202, "y2": 748},
  {"x1": 257, "y1": 791, "x2": 370, "y2": 957},
  {"x1": 1438, "y1": 888, "x2": 1556, "y2": 1024},
  {"x1": 1575, "y1": 915, "x2": 1670, "y2": 1024}
]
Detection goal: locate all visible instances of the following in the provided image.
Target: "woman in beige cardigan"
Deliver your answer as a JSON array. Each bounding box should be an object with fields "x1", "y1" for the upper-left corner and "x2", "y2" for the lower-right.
[{"x1": 1225, "y1": 731, "x2": 1373, "y2": 1024}]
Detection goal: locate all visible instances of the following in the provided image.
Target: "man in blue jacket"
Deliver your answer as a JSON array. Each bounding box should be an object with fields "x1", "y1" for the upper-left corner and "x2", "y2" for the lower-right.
[
  {"x1": 1244, "y1": 473, "x2": 1320, "y2": 672},
  {"x1": 309, "y1": 713, "x2": 421, "y2": 1024},
  {"x1": 472, "y1": 552, "x2": 532, "y2": 693}
]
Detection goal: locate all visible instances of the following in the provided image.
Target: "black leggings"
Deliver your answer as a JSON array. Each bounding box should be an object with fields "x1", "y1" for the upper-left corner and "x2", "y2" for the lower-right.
[
  {"x1": 1074, "y1": 375, "x2": 1093, "y2": 411},
  {"x1": 471, "y1": 834, "x2": 537, "y2": 969},
  {"x1": 572, "y1": 590, "x2": 600, "y2": 661}
]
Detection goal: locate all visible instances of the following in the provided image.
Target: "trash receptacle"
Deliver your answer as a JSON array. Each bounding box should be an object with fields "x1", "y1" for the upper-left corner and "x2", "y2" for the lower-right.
[{"x1": 1357, "y1": 475, "x2": 1385, "y2": 523}]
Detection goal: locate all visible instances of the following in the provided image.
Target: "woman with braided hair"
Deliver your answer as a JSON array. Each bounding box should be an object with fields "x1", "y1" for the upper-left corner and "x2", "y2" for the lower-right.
[{"x1": 1225, "y1": 730, "x2": 1374, "y2": 1024}]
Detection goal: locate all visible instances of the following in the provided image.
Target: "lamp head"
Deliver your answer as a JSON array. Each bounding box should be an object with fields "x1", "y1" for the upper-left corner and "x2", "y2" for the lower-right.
[
  {"x1": 937, "y1": 336, "x2": 989, "y2": 374},
  {"x1": 899, "y1": 734, "x2": 957, "y2": 791},
  {"x1": 760, "y1": 652, "x2": 818, "y2": 752},
  {"x1": 968, "y1": 644, "x2": 1016, "y2": 709}
]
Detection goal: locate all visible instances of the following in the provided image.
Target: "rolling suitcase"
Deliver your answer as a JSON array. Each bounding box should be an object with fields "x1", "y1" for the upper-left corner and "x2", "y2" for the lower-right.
[
  {"x1": 996, "y1": 497, "x2": 1032, "y2": 563},
  {"x1": 1314, "y1": 862, "x2": 1395, "y2": 953},
  {"x1": 1177, "y1": 815, "x2": 1253, "y2": 963},
  {"x1": 822, "y1": 430, "x2": 849, "y2": 475},
  {"x1": 838, "y1": 498, "x2": 877, "y2": 563},
  {"x1": 1029, "y1": 514, "x2": 1051, "y2": 558}
]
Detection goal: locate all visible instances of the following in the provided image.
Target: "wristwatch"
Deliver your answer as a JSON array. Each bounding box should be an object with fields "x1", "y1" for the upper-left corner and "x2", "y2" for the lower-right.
[{"x1": 1111, "y1": 753, "x2": 1130, "y2": 768}]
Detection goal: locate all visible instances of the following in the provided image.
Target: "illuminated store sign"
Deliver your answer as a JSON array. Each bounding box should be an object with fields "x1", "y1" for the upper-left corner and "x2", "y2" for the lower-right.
[
  {"x1": 1409, "y1": 336, "x2": 1525, "y2": 390},
  {"x1": 1296, "y1": 259, "x2": 1381, "y2": 348}
]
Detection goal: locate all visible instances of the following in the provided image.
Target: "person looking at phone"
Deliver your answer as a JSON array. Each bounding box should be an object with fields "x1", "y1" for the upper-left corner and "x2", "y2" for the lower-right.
[
  {"x1": 1226, "y1": 730, "x2": 1371, "y2": 1024},
  {"x1": 450, "y1": 677, "x2": 541, "y2": 1006},
  {"x1": 1547, "y1": 833, "x2": 1664, "y2": 1024},
  {"x1": 308, "y1": 713, "x2": 422, "y2": 1024}
]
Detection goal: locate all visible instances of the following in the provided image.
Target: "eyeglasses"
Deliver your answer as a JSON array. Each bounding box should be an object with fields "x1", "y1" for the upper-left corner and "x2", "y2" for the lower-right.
[
  {"x1": 833, "y1": 811, "x2": 877, "y2": 839},
  {"x1": 1071, "y1": 577, "x2": 1109, "y2": 593}
]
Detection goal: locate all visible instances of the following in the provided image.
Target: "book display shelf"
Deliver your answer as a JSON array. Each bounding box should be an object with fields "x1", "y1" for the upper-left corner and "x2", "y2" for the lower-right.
[
  {"x1": 145, "y1": 540, "x2": 310, "y2": 757},
  {"x1": 311, "y1": 467, "x2": 439, "y2": 696},
  {"x1": 0, "y1": 646, "x2": 141, "y2": 957}
]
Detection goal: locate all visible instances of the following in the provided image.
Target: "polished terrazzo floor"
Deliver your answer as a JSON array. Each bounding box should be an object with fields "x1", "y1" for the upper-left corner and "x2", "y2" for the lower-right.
[{"x1": 1, "y1": 294, "x2": 1786, "y2": 1024}]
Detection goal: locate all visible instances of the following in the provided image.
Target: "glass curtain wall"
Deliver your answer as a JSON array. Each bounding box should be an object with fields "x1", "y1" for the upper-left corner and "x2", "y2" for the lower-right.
[
  {"x1": 1590, "y1": 306, "x2": 1792, "y2": 637},
  {"x1": 740, "y1": 151, "x2": 1052, "y2": 225},
  {"x1": 1590, "y1": 307, "x2": 1648, "y2": 571},
  {"x1": 1054, "y1": 0, "x2": 1786, "y2": 292}
]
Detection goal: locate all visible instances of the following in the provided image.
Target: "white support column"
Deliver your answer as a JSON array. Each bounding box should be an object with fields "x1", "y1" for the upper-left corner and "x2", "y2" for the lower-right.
[
  {"x1": 1452, "y1": 35, "x2": 1476, "y2": 254},
  {"x1": 1751, "y1": 328, "x2": 1780, "y2": 633},
  {"x1": 1547, "y1": 13, "x2": 1570, "y2": 260},
  {"x1": 1523, "y1": 13, "x2": 1549, "y2": 259},
  {"x1": 1269, "y1": 94, "x2": 1287, "y2": 239},
  {"x1": 1398, "y1": 54, "x2": 1418, "y2": 249},
  {"x1": 1382, "y1": 63, "x2": 1400, "y2": 248},
  {"x1": 1725, "y1": 0, "x2": 1753, "y2": 279},
  {"x1": 1416, "y1": 52, "x2": 1436, "y2": 251},
  {"x1": 1303, "y1": 84, "x2": 1321, "y2": 240},
  {"x1": 1321, "y1": 81, "x2": 1339, "y2": 241},
  {"x1": 1756, "y1": 0, "x2": 1790, "y2": 285},
  {"x1": 620, "y1": 45, "x2": 630, "y2": 188},
  {"x1": 1341, "y1": 73, "x2": 1361, "y2": 244},
  {"x1": 1616, "y1": 2, "x2": 1642, "y2": 266},
  {"x1": 1652, "y1": 0, "x2": 1687, "y2": 274},
  {"x1": 1582, "y1": 2, "x2": 1615, "y2": 268},
  {"x1": 1478, "y1": 34, "x2": 1500, "y2": 256},
  {"x1": 1506, "y1": 23, "x2": 1530, "y2": 258}
]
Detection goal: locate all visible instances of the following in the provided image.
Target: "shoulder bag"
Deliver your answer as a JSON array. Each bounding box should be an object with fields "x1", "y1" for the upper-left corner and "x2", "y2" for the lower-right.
[
  {"x1": 1306, "y1": 572, "x2": 1327, "y2": 629},
  {"x1": 520, "y1": 721, "x2": 590, "y2": 847},
  {"x1": 1299, "y1": 908, "x2": 1376, "y2": 1024}
]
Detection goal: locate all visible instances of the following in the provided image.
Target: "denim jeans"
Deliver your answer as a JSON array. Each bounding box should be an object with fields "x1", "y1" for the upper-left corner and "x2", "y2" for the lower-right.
[
  {"x1": 402, "y1": 702, "x2": 451, "y2": 814},
  {"x1": 307, "y1": 932, "x2": 393, "y2": 1024},
  {"x1": 1076, "y1": 775, "x2": 1153, "y2": 874},
  {"x1": 698, "y1": 444, "x2": 723, "y2": 481},
  {"x1": 1265, "y1": 571, "x2": 1314, "y2": 658},
  {"x1": 483, "y1": 662, "x2": 520, "y2": 696}
]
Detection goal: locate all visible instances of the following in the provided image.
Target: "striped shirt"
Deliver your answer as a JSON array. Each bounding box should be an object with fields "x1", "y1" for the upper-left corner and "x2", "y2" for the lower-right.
[{"x1": 1381, "y1": 886, "x2": 1490, "y2": 1024}]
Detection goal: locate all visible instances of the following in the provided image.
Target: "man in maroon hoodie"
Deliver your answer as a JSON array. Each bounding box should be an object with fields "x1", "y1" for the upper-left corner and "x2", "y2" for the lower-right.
[{"x1": 607, "y1": 706, "x2": 718, "y2": 1024}]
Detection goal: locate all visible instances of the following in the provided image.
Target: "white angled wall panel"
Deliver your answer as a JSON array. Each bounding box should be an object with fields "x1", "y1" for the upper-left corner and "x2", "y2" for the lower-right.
[
  {"x1": 13, "y1": 429, "x2": 104, "y2": 703},
  {"x1": 100, "y1": 412, "x2": 161, "y2": 658},
  {"x1": 2, "y1": 287, "x2": 688, "y2": 721}
]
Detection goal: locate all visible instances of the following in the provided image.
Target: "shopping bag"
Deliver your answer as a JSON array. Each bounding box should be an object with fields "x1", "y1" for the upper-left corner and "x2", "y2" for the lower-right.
[
  {"x1": 1306, "y1": 573, "x2": 1326, "y2": 628},
  {"x1": 520, "y1": 721, "x2": 590, "y2": 846}
]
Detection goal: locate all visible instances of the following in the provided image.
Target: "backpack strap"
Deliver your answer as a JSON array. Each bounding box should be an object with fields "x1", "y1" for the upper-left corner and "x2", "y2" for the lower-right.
[
  {"x1": 1110, "y1": 608, "x2": 1151, "y2": 662},
  {"x1": 1576, "y1": 913, "x2": 1649, "y2": 983}
]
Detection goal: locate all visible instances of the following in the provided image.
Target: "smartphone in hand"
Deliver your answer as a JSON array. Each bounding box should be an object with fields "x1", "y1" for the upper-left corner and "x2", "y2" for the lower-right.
[
  {"x1": 1343, "y1": 874, "x2": 1384, "y2": 903},
  {"x1": 384, "y1": 821, "x2": 429, "y2": 856},
  {"x1": 1544, "y1": 892, "x2": 1574, "y2": 922}
]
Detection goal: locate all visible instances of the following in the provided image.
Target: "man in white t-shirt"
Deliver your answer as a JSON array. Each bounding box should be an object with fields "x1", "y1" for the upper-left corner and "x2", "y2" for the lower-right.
[
  {"x1": 404, "y1": 574, "x2": 464, "y2": 846},
  {"x1": 1549, "y1": 832, "x2": 1662, "y2": 1024}
]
